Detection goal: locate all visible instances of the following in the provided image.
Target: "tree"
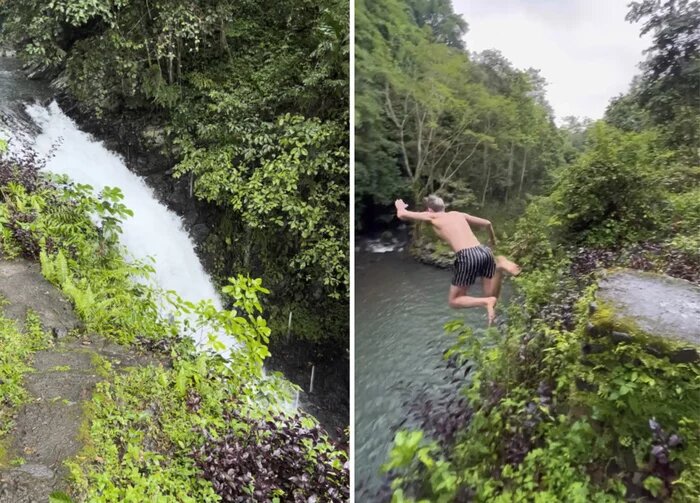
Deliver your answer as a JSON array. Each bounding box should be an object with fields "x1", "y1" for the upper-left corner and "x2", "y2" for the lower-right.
[
  {"x1": 355, "y1": 0, "x2": 562, "y2": 226},
  {"x1": 406, "y1": 0, "x2": 468, "y2": 49},
  {"x1": 626, "y1": 0, "x2": 700, "y2": 160}
]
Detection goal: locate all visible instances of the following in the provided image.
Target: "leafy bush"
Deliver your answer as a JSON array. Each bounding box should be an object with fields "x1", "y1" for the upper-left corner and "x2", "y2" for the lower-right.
[
  {"x1": 553, "y1": 122, "x2": 666, "y2": 247},
  {"x1": 194, "y1": 408, "x2": 349, "y2": 502},
  {"x1": 386, "y1": 268, "x2": 700, "y2": 500},
  {"x1": 668, "y1": 189, "x2": 700, "y2": 258}
]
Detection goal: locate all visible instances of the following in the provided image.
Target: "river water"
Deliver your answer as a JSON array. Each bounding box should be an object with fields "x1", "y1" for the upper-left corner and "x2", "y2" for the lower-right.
[{"x1": 355, "y1": 246, "x2": 511, "y2": 498}]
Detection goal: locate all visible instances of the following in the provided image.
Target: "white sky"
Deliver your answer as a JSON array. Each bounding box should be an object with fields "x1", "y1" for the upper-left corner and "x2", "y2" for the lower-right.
[{"x1": 453, "y1": 0, "x2": 653, "y2": 124}]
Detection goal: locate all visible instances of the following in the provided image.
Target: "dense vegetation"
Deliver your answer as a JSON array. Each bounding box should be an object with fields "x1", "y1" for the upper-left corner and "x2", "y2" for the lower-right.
[
  {"x1": 355, "y1": 0, "x2": 562, "y2": 231},
  {"x1": 0, "y1": 0, "x2": 349, "y2": 343},
  {"x1": 0, "y1": 144, "x2": 349, "y2": 501},
  {"x1": 379, "y1": 0, "x2": 700, "y2": 501}
]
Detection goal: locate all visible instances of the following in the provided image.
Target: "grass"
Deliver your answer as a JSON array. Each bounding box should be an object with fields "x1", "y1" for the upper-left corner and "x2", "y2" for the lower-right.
[{"x1": 0, "y1": 310, "x2": 51, "y2": 439}]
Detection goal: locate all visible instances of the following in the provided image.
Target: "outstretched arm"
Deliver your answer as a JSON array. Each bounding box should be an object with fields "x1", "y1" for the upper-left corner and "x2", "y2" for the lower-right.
[
  {"x1": 464, "y1": 213, "x2": 497, "y2": 245},
  {"x1": 395, "y1": 199, "x2": 433, "y2": 222}
]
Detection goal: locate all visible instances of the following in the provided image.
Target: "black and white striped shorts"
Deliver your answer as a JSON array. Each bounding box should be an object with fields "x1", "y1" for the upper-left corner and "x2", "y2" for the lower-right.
[{"x1": 452, "y1": 245, "x2": 496, "y2": 286}]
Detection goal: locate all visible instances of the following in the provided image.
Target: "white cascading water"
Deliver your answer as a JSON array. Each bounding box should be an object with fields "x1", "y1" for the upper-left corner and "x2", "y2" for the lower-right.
[{"x1": 24, "y1": 102, "x2": 238, "y2": 351}]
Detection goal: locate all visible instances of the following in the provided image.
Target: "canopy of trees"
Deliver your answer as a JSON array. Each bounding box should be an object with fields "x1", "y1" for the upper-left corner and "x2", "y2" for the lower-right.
[{"x1": 355, "y1": 0, "x2": 562, "y2": 227}]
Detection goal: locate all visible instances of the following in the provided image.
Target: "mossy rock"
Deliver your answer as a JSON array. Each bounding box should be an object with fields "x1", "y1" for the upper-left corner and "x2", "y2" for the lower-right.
[{"x1": 588, "y1": 269, "x2": 700, "y2": 362}]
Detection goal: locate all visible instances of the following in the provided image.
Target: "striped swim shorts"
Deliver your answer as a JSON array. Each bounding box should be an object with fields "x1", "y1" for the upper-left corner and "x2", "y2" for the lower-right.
[{"x1": 452, "y1": 245, "x2": 496, "y2": 286}]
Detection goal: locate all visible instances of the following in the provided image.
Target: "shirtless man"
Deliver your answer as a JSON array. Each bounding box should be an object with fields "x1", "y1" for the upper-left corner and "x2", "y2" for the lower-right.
[{"x1": 395, "y1": 194, "x2": 521, "y2": 325}]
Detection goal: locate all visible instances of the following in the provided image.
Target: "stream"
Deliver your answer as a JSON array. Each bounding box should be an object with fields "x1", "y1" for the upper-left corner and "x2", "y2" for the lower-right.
[{"x1": 355, "y1": 245, "x2": 511, "y2": 498}]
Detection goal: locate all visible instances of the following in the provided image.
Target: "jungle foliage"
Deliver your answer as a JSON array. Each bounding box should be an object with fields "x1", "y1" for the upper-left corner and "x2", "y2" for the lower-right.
[
  {"x1": 0, "y1": 149, "x2": 349, "y2": 501},
  {"x1": 383, "y1": 0, "x2": 700, "y2": 501},
  {"x1": 355, "y1": 0, "x2": 562, "y2": 226},
  {"x1": 0, "y1": 0, "x2": 349, "y2": 343}
]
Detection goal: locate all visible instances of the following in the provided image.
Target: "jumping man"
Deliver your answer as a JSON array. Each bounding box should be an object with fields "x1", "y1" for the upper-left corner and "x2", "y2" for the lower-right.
[{"x1": 395, "y1": 195, "x2": 521, "y2": 325}]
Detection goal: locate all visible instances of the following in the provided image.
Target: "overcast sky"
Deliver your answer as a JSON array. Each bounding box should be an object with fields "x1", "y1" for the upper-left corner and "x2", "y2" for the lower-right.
[{"x1": 453, "y1": 0, "x2": 653, "y2": 124}]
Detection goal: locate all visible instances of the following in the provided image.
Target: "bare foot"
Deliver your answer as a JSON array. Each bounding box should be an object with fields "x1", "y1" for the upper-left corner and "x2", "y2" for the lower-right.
[
  {"x1": 485, "y1": 296, "x2": 497, "y2": 326},
  {"x1": 496, "y1": 256, "x2": 521, "y2": 276}
]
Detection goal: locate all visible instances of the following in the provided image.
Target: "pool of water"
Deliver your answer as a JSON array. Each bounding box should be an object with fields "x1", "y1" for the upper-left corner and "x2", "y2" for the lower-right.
[{"x1": 354, "y1": 248, "x2": 511, "y2": 498}]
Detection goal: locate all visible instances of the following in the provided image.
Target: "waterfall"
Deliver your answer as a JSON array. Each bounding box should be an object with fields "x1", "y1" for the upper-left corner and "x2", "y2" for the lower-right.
[{"x1": 23, "y1": 102, "x2": 238, "y2": 351}]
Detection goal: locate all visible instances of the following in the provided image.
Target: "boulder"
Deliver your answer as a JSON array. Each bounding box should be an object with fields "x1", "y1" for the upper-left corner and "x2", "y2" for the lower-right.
[{"x1": 590, "y1": 269, "x2": 700, "y2": 363}]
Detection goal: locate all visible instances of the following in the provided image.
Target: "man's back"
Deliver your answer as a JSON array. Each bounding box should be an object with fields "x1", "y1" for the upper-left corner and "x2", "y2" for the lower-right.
[{"x1": 430, "y1": 211, "x2": 480, "y2": 252}]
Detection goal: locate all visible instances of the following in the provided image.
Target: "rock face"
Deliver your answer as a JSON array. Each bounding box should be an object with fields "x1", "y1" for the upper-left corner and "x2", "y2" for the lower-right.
[
  {"x1": 597, "y1": 269, "x2": 700, "y2": 346},
  {"x1": 0, "y1": 259, "x2": 80, "y2": 332},
  {"x1": 587, "y1": 269, "x2": 700, "y2": 363}
]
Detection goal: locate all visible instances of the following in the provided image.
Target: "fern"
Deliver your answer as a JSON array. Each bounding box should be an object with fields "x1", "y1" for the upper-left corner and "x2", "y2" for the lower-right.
[{"x1": 40, "y1": 250, "x2": 55, "y2": 282}]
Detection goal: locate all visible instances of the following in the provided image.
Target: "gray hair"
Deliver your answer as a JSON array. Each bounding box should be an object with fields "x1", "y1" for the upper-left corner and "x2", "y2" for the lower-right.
[{"x1": 423, "y1": 194, "x2": 446, "y2": 212}]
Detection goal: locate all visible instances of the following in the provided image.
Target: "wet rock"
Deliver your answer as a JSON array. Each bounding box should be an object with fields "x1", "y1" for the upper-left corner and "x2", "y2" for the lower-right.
[
  {"x1": 669, "y1": 348, "x2": 699, "y2": 364},
  {"x1": 142, "y1": 126, "x2": 166, "y2": 148},
  {"x1": 51, "y1": 327, "x2": 68, "y2": 340},
  {"x1": 0, "y1": 259, "x2": 80, "y2": 332},
  {"x1": 597, "y1": 269, "x2": 700, "y2": 346},
  {"x1": 585, "y1": 322, "x2": 604, "y2": 338},
  {"x1": 14, "y1": 464, "x2": 53, "y2": 480},
  {"x1": 191, "y1": 223, "x2": 210, "y2": 242},
  {"x1": 610, "y1": 331, "x2": 633, "y2": 344},
  {"x1": 644, "y1": 345, "x2": 665, "y2": 358},
  {"x1": 582, "y1": 342, "x2": 606, "y2": 355},
  {"x1": 379, "y1": 231, "x2": 394, "y2": 245}
]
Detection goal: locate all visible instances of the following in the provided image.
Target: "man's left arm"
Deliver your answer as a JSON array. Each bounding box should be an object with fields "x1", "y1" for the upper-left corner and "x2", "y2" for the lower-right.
[{"x1": 463, "y1": 213, "x2": 497, "y2": 246}]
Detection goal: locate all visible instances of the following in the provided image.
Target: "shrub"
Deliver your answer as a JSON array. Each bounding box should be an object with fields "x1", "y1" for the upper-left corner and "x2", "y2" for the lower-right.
[{"x1": 553, "y1": 122, "x2": 666, "y2": 247}]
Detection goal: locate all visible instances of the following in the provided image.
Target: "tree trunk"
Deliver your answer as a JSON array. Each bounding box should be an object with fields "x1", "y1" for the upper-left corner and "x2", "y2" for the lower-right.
[
  {"x1": 177, "y1": 38, "x2": 182, "y2": 83},
  {"x1": 481, "y1": 144, "x2": 490, "y2": 206},
  {"x1": 518, "y1": 148, "x2": 528, "y2": 198},
  {"x1": 505, "y1": 141, "x2": 514, "y2": 204}
]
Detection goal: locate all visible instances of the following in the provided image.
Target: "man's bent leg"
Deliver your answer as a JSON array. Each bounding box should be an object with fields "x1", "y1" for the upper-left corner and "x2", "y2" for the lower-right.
[
  {"x1": 448, "y1": 285, "x2": 497, "y2": 325},
  {"x1": 482, "y1": 269, "x2": 504, "y2": 300}
]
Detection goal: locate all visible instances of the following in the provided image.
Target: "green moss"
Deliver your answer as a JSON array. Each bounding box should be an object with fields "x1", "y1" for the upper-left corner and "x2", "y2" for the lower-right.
[
  {"x1": 0, "y1": 438, "x2": 10, "y2": 467},
  {"x1": 49, "y1": 365, "x2": 72, "y2": 372}
]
